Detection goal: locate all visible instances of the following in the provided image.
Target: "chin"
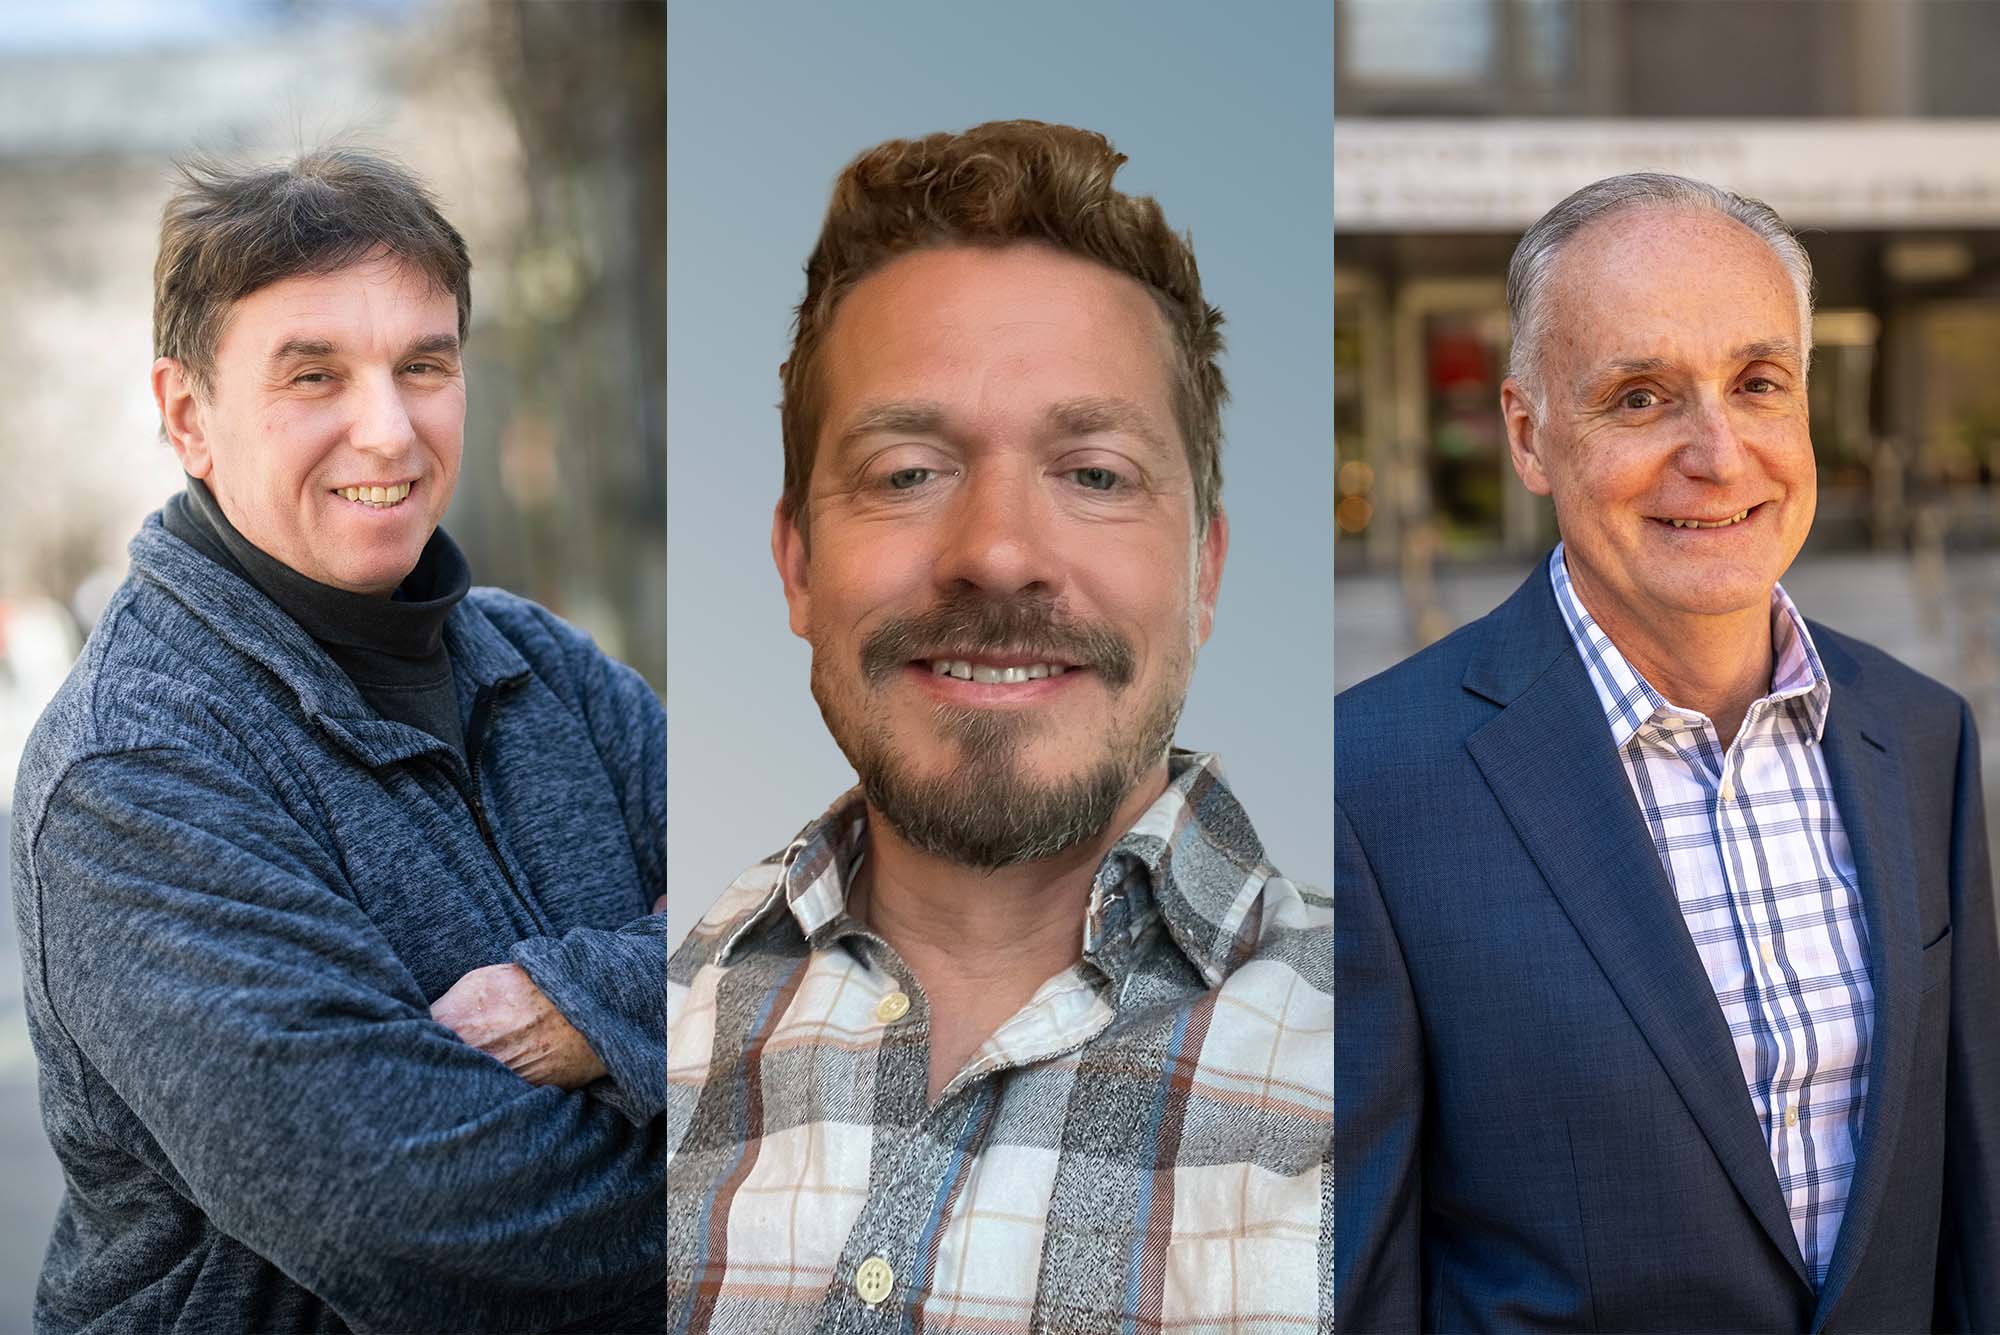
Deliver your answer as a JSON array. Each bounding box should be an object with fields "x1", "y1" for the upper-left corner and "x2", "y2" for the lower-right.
[{"x1": 1648, "y1": 573, "x2": 1780, "y2": 618}]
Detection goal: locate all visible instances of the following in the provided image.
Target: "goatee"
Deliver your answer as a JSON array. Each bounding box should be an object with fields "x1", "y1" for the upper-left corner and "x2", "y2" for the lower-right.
[{"x1": 811, "y1": 592, "x2": 1186, "y2": 868}]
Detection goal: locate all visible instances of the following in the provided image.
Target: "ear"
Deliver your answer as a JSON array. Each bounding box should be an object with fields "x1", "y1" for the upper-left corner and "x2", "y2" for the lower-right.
[
  {"x1": 1500, "y1": 376, "x2": 1553, "y2": 496},
  {"x1": 1193, "y1": 505, "x2": 1229, "y2": 646},
  {"x1": 153, "y1": 357, "x2": 212, "y2": 479},
  {"x1": 772, "y1": 500, "x2": 812, "y2": 640}
]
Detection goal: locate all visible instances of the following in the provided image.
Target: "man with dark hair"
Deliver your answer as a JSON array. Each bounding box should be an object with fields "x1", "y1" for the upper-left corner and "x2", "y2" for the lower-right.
[
  {"x1": 1337, "y1": 173, "x2": 2000, "y2": 1331},
  {"x1": 667, "y1": 121, "x2": 1331, "y2": 1329},
  {"x1": 10, "y1": 147, "x2": 665, "y2": 1332}
]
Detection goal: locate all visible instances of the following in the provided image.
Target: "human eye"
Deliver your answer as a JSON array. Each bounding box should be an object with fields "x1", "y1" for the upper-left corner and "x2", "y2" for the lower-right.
[
  {"x1": 1620, "y1": 387, "x2": 1659, "y2": 411},
  {"x1": 1741, "y1": 375, "x2": 1781, "y2": 394},
  {"x1": 1068, "y1": 465, "x2": 1124, "y2": 492},
  {"x1": 884, "y1": 466, "x2": 935, "y2": 491},
  {"x1": 292, "y1": 370, "x2": 334, "y2": 386}
]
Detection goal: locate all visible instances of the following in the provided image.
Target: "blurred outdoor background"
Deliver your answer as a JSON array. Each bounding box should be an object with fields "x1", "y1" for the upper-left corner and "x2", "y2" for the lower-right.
[
  {"x1": 0, "y1": 0, "x2": 662, "y2": 1316},
  {"x1": 1335, "y1": 1, "x2": 2000, "y2": 802}
]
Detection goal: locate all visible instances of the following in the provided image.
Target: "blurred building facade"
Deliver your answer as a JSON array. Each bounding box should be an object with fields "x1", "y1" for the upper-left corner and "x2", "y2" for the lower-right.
[{"x1": 1336, "y1": 0, "x2": 2000, "y2": 659}]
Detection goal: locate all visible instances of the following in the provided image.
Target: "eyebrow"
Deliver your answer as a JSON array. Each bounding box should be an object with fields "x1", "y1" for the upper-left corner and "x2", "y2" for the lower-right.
[
  {"x1": 404, "y1": 333, "x2": 462, "y2": 360},
  {"x1": 265, "y1": 332, "x2": 461, "y2": 368},
  {"x1": 267, "y1": 338, "x2": 337, "y2": 367},
  {"x1": 1044, "y1": 395, "x2": 1173, "y2": 454},
  {"x1": 835, "y1": 395, "x2": 1172, "y2": 453},
  {"x1": 836, "y1": 400, "x2": 948, "y2": 449},
  {"x1": 1577, "y1": 339, "x2": 1805, "y2": 396},
  {"x1": 1730, "y1": 338, "x2": 1802, "y2": 366}
]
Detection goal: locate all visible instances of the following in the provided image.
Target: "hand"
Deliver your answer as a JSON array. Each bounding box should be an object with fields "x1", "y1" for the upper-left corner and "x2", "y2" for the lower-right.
[{"x1": 431, "y1": 963, "x2": 608, "y2": 1089}]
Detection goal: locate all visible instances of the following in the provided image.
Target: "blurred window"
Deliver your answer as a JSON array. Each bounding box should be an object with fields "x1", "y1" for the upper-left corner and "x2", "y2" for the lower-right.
[
  {"x1": 1342, "y1": 0, "x2": 1495, "y2": 84},
  {"x1": 1337, "y1": 0, "x2": 1578, "y2": 115}
]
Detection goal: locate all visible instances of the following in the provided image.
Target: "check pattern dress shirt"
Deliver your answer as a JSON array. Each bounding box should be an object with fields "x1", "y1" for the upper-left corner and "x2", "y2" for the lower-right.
[
  {"x1": 668, "y1": 751, "x2": 1332, "y2": 1332},
  {"x1": 1550, "y1": 545, "x2": 1873, "y2": 1287}
]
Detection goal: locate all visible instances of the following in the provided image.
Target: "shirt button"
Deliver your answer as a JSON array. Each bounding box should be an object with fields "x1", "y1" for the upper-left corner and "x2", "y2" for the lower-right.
[
  {"x1": 874, "y1": 991, "x2": 911, "y2": 1024},
  {"x1": 1718, "y1": 774, "x2": 1735, "y2": 803},
  {"x1": 1760, "y1": 940, "x2": 1777, "y2": 965},
  {"x1": 855, "y1": 1255, "x2": 895, "y2": 1306},
  {"x1": 1784, "y1": 1106, "x2": 1799, "y2": 1128}
]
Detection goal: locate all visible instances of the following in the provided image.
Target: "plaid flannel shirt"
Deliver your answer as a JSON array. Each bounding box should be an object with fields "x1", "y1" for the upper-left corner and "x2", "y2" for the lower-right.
[
  {"x1": 668, "y1": 751, "x2": 1332, "y2": 1332},
  {"x1": 1551, "y1": 545, "x2": 1873, "y2": 1287}
]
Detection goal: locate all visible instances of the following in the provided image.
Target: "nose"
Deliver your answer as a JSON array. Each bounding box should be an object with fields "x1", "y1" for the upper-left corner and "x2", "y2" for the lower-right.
[
  {"x1": 349, "y1": 369, "x2": 418, "y2": 460},
  {"x1": 933, "y1": 459, "x2": 1063, "y2": 597},
  {"x1": 1675, "y1": 390, "x2": 1750, "y2": 484}
]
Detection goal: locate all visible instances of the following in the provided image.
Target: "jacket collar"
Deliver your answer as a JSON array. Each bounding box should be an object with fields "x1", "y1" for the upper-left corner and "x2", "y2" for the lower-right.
[
  {"x1": 128, "y1": 514, "x2": 530, "y2": 762},
  {"x1": 1461, "y1": 557, "x2": 1928, "y2": 1320},
  {"x1": 1462, "y1": 559, "x2": 1813, "y2": 1284}
]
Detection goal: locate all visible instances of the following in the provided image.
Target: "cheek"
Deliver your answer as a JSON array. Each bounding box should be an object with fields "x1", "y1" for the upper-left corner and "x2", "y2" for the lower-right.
[
  {"x1": 810, "y1": 529, "x2": 929, "y2": 632},
  {"x1": 414, "y1": 396, "x2": 466, "y2": 460},
  {"x1": 1076, "y1": 537, "x2": 1194, "y2": 651},
  {"x1": 226, "y1": 405, "x2": 332, "y2": 507}
]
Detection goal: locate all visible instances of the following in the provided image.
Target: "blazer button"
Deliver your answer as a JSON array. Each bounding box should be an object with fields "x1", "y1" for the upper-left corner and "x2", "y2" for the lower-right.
[{"x1": 875, "y1": 990, "x2": 911, "y2": 1024}]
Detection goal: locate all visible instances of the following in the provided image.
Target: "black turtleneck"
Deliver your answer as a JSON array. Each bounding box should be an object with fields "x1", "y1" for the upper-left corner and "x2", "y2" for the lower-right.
[{"x1": 162, "y1": 477, "x2": 470, "y2": 755}]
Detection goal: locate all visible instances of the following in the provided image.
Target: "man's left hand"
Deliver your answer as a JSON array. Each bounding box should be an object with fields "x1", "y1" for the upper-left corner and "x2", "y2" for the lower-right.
[{"x1": 431, "y1": 963, "x2": 609, "y2": 1089}]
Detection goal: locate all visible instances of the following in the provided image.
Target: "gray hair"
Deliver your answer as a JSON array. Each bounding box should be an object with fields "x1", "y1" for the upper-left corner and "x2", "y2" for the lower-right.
[{"x1": 1505, "y1": 172, "x2": 1815, "y2": 407}]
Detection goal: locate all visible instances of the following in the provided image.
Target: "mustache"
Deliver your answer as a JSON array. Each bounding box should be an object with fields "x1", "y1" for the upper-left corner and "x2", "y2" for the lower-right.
[{"x1": 859, "y1": 594, "x2": 1136, "y2": 689}]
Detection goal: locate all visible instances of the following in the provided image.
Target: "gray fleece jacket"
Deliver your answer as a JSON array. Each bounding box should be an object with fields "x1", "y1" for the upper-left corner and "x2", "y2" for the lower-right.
[{"x1": 9, "y1": 515, "x2": 665, "y2": 1333}]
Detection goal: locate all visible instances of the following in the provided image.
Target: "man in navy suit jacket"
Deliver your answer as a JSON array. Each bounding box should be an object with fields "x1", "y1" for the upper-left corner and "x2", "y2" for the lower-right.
[{"x1": 1336, "y1": 173, "x2": 2000, "y2": 1332}]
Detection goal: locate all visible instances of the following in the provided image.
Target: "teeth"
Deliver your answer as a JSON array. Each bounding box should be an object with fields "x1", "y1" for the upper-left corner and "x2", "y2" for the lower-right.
[
  {"x1": 926, "y1": 659, "x2": 1069, "y2": 683},
  {"x1": 337, "y1": 482, "x2": 412, "y2": 506},
  {"x1": 1666, "y1": 509, "x2": 1751, "y2": 529}
]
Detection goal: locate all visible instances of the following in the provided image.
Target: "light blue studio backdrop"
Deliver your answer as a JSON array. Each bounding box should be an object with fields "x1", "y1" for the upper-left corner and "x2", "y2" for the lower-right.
[{"x1": 666, "y1": 3, "x2": 1334, "y2": 943}]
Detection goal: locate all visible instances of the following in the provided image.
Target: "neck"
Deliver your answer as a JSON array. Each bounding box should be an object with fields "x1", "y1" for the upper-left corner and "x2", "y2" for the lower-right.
[
  {"x1": 851, "y1": 760, "x2": 1171, "y2": 1025},
  {"x1": 1572, "y1": 572, "x2": 1774, "y2": 748}
]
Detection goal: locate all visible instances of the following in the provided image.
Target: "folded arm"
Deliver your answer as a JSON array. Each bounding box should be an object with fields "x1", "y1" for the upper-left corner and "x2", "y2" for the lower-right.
[
  {"x1": 30, "y1": 745, "x2": 665, "y2": 1334},
  {"x1": 483, "y1": 603, "x2": 669, "y2": 1122}
]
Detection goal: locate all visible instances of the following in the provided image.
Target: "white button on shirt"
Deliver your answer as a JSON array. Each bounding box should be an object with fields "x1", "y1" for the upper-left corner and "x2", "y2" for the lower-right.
[
  {"x1": 1551, "y1": 545, "x2": 1874, "y2": 1289},
  {"x1": 854, "y1": 1255, "x2": 894, "y2": 1306}
]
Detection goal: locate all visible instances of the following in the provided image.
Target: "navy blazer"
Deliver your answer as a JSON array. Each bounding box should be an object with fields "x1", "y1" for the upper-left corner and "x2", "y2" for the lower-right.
[{"x1": 1336, "y1": 562, "x2": 2000, "y2": 1333}]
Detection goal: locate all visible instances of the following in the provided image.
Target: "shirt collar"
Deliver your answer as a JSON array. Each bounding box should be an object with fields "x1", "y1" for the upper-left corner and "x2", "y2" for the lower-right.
[
  {"x1": 715, "y1": 749, "x2": 1275, "y2": 990},
  {"x1": 1549, "y1": 542, "x2": 1831, "y2": 748}
]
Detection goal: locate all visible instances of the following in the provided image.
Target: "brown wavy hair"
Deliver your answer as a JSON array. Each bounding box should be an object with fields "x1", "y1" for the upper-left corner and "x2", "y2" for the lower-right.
[
  {"x1": 780, "y1": 119, "x2": 1226, "y2": 542},
  {"x1": 153, "y1": 146, "x2": 471, "y2": 396}
]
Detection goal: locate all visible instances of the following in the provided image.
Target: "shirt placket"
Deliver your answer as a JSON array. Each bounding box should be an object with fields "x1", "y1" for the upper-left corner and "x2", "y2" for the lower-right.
[
  {"x1": 815, "y1": 937, "x2": 1114, "y2": 1330},
  {"x1": 1709, "y1": 706, "x2": 1818, "y2": 1274}
]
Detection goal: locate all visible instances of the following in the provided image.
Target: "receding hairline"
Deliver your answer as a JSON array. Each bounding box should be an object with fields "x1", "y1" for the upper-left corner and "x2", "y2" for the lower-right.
[{"x1": 1532, "y1": 203, "x2": 1812, "y2": 395}]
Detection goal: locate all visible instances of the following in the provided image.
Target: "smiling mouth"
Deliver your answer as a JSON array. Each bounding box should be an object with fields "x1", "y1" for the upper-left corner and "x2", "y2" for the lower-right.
[
  {"x1": 922, "y1": 658, "x2": 1078, "y2": 684},
  {"x1": 334, "y1": 481, "x2": 414, "y2": 509},
  {"x1": 1651, "y1": 503, "x2": 1760, "y2": 529}
]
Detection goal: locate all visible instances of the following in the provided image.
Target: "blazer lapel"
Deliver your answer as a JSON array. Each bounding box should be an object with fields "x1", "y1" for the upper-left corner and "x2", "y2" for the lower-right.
[
  {"x1": 1808, "y1": 641, "x2": 1922, "y2": 1332},
  {"x1": 1462, "y1": 567, "x2": 1811, "y2": 1287}
]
